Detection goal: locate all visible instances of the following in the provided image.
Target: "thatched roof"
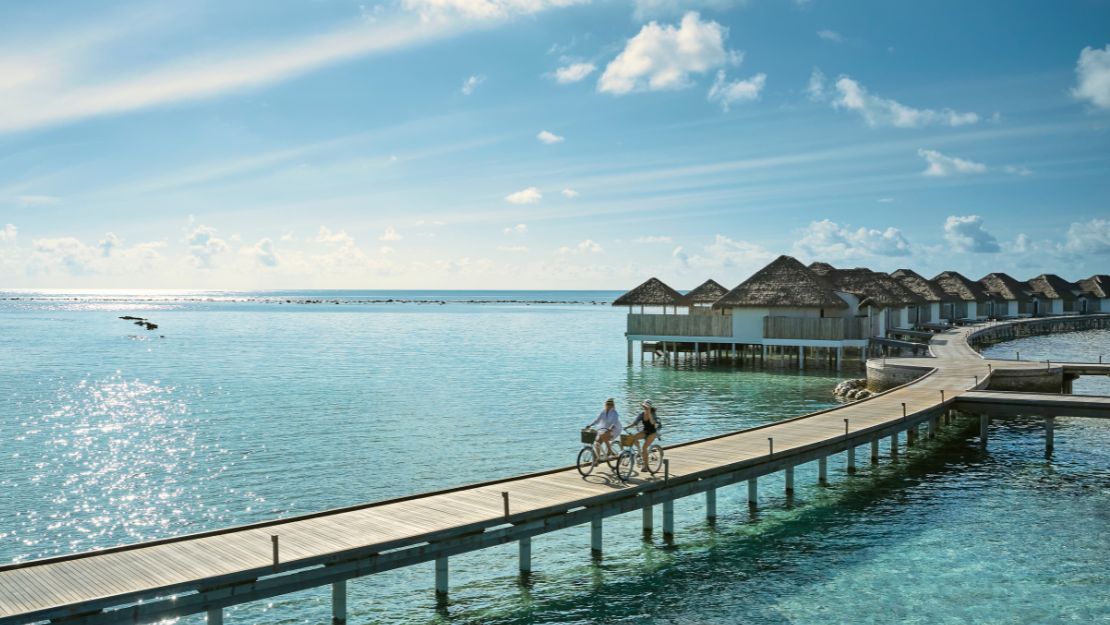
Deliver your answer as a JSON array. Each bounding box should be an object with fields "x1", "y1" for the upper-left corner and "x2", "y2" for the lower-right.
[
  {"x1": 891, "y1": 269, "x2": 949, "y2": 302},
  {"x1": 1026, "y1": 274, "x2": 1078, "y2": 301},
  {"x1": 978, "y1": 272, "x2": 1031, "y2": 302},
  {"x1": 681, "y1": 279, "x2": 729, "y2": 305},
  {"x1": 1078, "y1": 274, "x2": 1110, "y2": 298},
  {"x1": 809, "y1": 263, "x2": 923, "y2": 307},
  {"x1": 612, "y1": 277, "x2": 685, "y2": 306},
  {"x1": 932, "y1": 271, "x2": 989, "y2": 302},
  {"x1": 714, "y1": 255, "x2": 848, "y2": 309}
]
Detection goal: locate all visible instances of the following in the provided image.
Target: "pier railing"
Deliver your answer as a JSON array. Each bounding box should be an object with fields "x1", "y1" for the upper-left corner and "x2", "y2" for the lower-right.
[
  {"x1": 627, "y1": 313, "x2": 732, "y2": 337},
  {"x1": 763, "y1": 316, "x2": 868, "y2": 341}
]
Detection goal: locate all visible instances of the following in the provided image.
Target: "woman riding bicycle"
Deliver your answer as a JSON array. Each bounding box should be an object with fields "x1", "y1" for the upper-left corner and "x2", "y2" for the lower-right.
[
  {"x1": 585, "y1": 398, "x2": 621, "y2": 462},
  {"x1": 626, "y1": 399, "x2": 659, "y2": 468}
]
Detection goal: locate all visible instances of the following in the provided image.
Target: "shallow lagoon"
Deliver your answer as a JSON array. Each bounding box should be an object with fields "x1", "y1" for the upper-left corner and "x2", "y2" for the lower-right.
[{"x1": 1, "y1": 295, "x2": 1107, "y2": 624}]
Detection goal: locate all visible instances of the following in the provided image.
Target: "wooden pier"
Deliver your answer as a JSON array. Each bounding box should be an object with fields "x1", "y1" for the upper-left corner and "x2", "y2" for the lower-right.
[{"x1": 1, "y1": 317, "x2": 1108, "y2": 625}]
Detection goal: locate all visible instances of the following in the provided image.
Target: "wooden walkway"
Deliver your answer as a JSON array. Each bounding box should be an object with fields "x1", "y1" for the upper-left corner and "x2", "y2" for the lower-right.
[
  {"x1": 1, "y1": 319, "x2": 1107, "y2": 624},
  {"x1": 956, "y1": 390, "x2": 1110, "y2": 418}
]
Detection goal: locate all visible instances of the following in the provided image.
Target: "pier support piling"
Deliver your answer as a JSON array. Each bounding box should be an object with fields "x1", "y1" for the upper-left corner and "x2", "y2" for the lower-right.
[
  {"x1": 818, "y1": 457, "x2": 828, "y2": 486},
  {"x1": 907, "y1": 426, "x2": 917, "y2": 447},
  {"x1": 663, "y1": 500, "x2": 675, "y2": 540},
  {"x1": 785, "y1": 466, "x2": 794, "y2": 495},
  {"x1": 747, "y1": 478, "x2": 758, "y2": 510},
  {"x1": 642, "y1": 504, "x2": 653, "y2": 535},
  {"x1": 870, "y1": 438, "x2": 880, "y2": 464},
  {"x1": 846, "y1": 446, "x2": 856, "y2": 474},
  {"x1": 706, "y1": 489, "x2": 717, "y2": 522},
  {"x1": 928, "y1": 416, "x2": 937, "y2": 439},
  {"x1": 435, "y1": 556, "x2": 448, "y2": 605},
  {"x1": 590, "y1": 517, "x2": 602, "y2": 557},
  {"x1": 207, "y1": 609, "x2": 223, "y2": 625},
  {"x1": 1045, "y1": 417, "x2": 1054, "y2": 457},
  {"x1": 979, "y1": 415, "x2": 989, "y2": 449},
  {"x1": 890, "y1": 432, "x2": 899, "y2": 459},
  {"x1": 332, "y1": 580, "x2": 347, "y2": 625},
  {"x1": 519, "y1": 536, "x2": 532, "y2": 574}
]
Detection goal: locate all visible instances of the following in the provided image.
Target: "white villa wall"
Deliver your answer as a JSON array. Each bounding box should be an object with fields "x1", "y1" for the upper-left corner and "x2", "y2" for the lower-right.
[
  {"x1": 729, "y1": 306, "x2": 829, "y2": 342},
  {"x1": 1051, "y1": 299, "x2": 1064, "y2": 315},
  {"x1": 967, "y1": 301, "x2": 979, "y2": 319},
  {"x1": 930, "y1": 302, "x2": 941, "y2": 322},
  {"x1": 1008, "y1": 300, "x2": 1020, "y2": 316},
  {"x1": 834, "y1": 291, "x2": 861, "y2": 316}
]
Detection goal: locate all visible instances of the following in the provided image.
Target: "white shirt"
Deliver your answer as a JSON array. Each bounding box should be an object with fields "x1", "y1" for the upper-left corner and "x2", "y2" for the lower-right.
[{"x1": 589, "y1": 408, "x2": 621, "y2": 435}]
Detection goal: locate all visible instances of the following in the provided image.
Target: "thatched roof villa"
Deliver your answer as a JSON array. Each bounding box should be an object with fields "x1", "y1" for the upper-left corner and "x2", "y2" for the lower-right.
[
  {"x1": 681, "y1": 279, "x2": 729, "y2": 308},
  {"x1": 978, "y1": 272, "x2": 1033, "y2": 317},
  {"x1": 1025, "y1": 273, "x2": 1080, "y2": 316},
  {"x1": 612, "y1": 277, "x2": 684, "y2": 311},
  {"x1": 931, "y1": 271, "x2": 990, "y2": 320},
  {"x1": 1078, "y1": 275, "x2": 1110, "y2": 312}
]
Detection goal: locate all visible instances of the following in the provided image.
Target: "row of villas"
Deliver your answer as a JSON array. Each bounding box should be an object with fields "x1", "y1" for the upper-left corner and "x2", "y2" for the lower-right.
[{"x1": 615, "y1": 255, "x2": 1110, "y2": 365}]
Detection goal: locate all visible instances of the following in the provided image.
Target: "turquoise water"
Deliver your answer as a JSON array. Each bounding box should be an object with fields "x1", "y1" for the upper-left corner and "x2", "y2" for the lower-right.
[{"x1": 1, "y1": 294, "x2": 1107, "y2": 624}]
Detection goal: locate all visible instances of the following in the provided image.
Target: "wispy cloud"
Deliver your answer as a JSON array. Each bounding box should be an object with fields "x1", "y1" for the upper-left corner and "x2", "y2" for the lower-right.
[
  {"x1": 812, "y1": 73, "x2": 979, "y2": 128},
  {"x1": 461, "y1": 74, "x2": 486, "y2": 95},
  {"x1": 944, "y1": 215, "x2": 999, "y2": 253},
  {"x1": 561, "y1": 188, "x2": 580, "y2": 198},
  {"x1": 537, "y1": 130, "x2": 565, "y2": 144},
  {"x1": 1072, "y1": 44, "x2": 1110, "y2": 109},
  {"x1": 707, "y1": 70, "x2": 765, "y2": 111},
  {"x1": 918, "y1": 149, "x2": 987, "y2": 176},
  {"x1": 817, "y1": 29, "x2": 844, "y2": 43},
  {"x1": 505, "y1": 186, "x2": 542, "y2": 204},
  {"x1": 554, "y1": 62, "x2": 596, "y2": 83}
]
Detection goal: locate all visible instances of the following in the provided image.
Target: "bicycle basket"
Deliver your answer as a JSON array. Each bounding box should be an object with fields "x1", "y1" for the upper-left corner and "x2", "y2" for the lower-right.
[
  {"x1": 620, "y1": 433, "x2": 636, "y2": 447},
  {"x1": 581, "y1": 429, "x2": 597, "y2": 444}
]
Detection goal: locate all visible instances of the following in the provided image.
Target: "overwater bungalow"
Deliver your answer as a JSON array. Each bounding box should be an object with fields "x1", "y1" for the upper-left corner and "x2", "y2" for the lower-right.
[
  {"x1": 680, "y1": 279, "x2": 729, "y2": 310},
  {"x1": 978, "y1": 272, "x2": 1033, "y2": 318},
  {"x1": 890, "y1": 268, "x2": 950, "y2": 326},
  {"x1": 809, "y1": 263, "x2": 924, "y2": 334},
  {"x1": 931, "y1": 271, "x2": 990, "y2": 321},
  {"x1": 1077, "y1": 274, "x2": 1110, "y2": 313},
  {"x1": 1025, "y1": 274, "x2": 1079, "y2": 316},
  {"x1": 612, "y1": 277, "x2": 685, "y2": 314}
]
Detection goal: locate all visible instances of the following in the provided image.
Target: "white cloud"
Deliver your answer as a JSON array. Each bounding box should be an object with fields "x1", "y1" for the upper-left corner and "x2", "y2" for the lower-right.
[
  {"x1": 379, "y1": 246, "x2": 395, "y2": 255},
  {"x1": 832, "y1": 76, "x2": 979, "y2": 128},
  {"x1": 1065, "y1": 219, "x2": 1110, "y2": 254},
  {"x1": 679, "y1": 234, "x2": 773, "y2": 271},
  {"x1": 634, "y1": 235, "x2": 673, "y2": 243},
  {"x1": 537, "y1": 130, "x2": 565, "y2": 144},
  {"x1": 598, "y1": 12, "x2": 736, "y2": 95},
  {"x1": 1002, "y1": 165, "x2": 1032, "y2": 176},
  {"x1": 504, "y1": 223, "x2": 528, "y2": 235},
  {"x1": 17, "y1": 195, "x2": 60, "y2": 207},
  {"x1": 917, "y1": 149, "x2": 987, "y2": 177},
  {"x1": 0, "y1": 16, "x2": 457, "y2": 135},
  {"x1": 707, "y1": 70, "x2": 765, "y2": 111},
  {"x1": 379, "y1": 226, "x2": 403, "y2": 241},
  {"x1": 505, "y1": 186, "x2": 542, "y2": 204},
  {"x1": 314, "y1": 226, "x2": 356, "y2": 246},
  {"x1": 27, "y1": 233, "x2": 165, "y2": 277},
  {"x1": 561, "y1": 188, "x2": 580, "y2": 198},
  {"x1": 632, "y1": 0, "x2": 748, "y2": 19},
  {"x1": 0, "y1": 224, "x2": 17, "y2": 242},
  {"x1": 806, "y1": 68, "x2": 825, "y2": 101},
  {"x1": 554, "y1": 62, "x2": 596, "y2": 83},
  {"x1": 461, "y1": 74, "x2": 486, "y2": 95},
  {"x1": 98, "y1": 232, "x2": 121, "y2": 257},
  {"x1": 1072, "y1": 44, "x2": 1110, "y2": 109},
  {"x1": 403, "y1": 0, "x2": 588, "y2": 20},
  {"x1": 794, "y1": 219, "x2": 913, "y2": 259},
  {"x1": 280, "y1": 231, "x2": 296, "y2": 242},
  {"x1": 185, "y1": 221, "x2": 229, "y2": 267},
  {"x1": 943, "y1": 215, "x2": 1000, "y2": 253},
  {"x1": 497, "y1": 245, "x2": 529, "y2": 252},
  {"x1": 557, "y1": 239, "x2": 603, "y2": 254},
  {"x1": 877, "y1": 197, "x2": 895, "y2": 203},
  {"x1": 817, "y1": 29, "x2": 844, "y2": 43},
  {"x1": 252, "y1": 238, "x2": 279, "y2": 267}
]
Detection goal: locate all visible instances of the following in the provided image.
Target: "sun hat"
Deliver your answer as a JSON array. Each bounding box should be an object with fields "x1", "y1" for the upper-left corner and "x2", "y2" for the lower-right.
[{"x1": 641, "y1": 399, "x2": 653, "y2": 408}]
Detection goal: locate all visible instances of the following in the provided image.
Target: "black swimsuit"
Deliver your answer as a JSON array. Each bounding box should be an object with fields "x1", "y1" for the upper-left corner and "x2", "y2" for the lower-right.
[{"x1": 637, "y1": 411, "x2": 657, "y2": 436}]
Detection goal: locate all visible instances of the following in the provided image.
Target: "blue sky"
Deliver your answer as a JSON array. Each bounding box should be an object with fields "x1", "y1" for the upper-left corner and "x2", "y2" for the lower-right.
[{"x1": 1, "y1": 0, "x2": 1108, "y2": 289}]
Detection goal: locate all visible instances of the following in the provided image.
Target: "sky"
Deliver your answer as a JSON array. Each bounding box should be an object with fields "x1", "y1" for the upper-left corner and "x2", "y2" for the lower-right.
[{"x1": 0, "y1": 0, "x2": 1108, "y2": 290}]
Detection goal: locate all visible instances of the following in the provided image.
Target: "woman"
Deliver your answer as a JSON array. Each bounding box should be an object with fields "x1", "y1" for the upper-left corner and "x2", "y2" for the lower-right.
[
  {"x1": 627, "y1": 399, "x2": 659, "y2": 468},
  {"x1": 585, "y1": 398, "x2": 621, "y2": 462}
]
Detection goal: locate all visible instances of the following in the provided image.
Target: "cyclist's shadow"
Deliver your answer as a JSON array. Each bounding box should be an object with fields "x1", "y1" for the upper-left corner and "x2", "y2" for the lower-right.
[{"x1": 580, "y1": 471, "x2": 661, "y2": 489}]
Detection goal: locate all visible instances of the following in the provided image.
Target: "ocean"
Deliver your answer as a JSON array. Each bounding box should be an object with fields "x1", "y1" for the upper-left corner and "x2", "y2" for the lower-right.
[{"x1": 1, "y1": 291, "x2": 1107, "y2": 624}]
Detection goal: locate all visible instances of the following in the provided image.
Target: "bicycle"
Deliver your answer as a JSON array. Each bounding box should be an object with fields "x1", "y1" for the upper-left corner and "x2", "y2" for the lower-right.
[
  {"x1": 615, "y1": 428, "x2": 664, "y2": 482},
  {"x1": 577, "y1": 427, "x2": 622, "y2": 477}
]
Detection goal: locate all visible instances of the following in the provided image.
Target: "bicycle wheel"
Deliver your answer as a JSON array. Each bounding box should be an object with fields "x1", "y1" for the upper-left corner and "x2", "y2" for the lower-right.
[
  {"x1": 577, "y1": 447, "x2": 596, "y2": 477},
  {"x1": 646, "y1": 445, "x2": 664, "y2": 474},
  {"x1": 616, "y1": 450, "x2": 636, "y2": 482},
  {"x1": 605, "y1": 443, "x2": 621, "y2": 470}
]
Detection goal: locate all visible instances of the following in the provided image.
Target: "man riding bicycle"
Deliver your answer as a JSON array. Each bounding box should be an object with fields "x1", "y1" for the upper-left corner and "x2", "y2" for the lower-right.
[{"x1": 585, "y1": 398, "x2": 621, "y2": 463}]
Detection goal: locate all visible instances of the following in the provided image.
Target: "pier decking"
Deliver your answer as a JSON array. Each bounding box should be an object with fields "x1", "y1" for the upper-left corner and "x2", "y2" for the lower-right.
[{"x1": 2, "y1": 317, "x2": 1108, "y2": 625}]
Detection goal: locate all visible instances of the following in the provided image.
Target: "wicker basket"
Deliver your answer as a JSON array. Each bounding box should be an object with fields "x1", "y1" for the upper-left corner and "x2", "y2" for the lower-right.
[
  {"x1": 581, "y1": 429, "x2": 597, "y2": 444},
  {"x1": 620, "y1": 433, "x2": 637, "y2": 447}
]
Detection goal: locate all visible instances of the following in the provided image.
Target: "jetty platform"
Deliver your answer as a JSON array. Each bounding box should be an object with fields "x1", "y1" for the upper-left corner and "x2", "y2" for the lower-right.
[{"x1": 1, "y1": 316, "x2": 1108, "y2": 624}]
